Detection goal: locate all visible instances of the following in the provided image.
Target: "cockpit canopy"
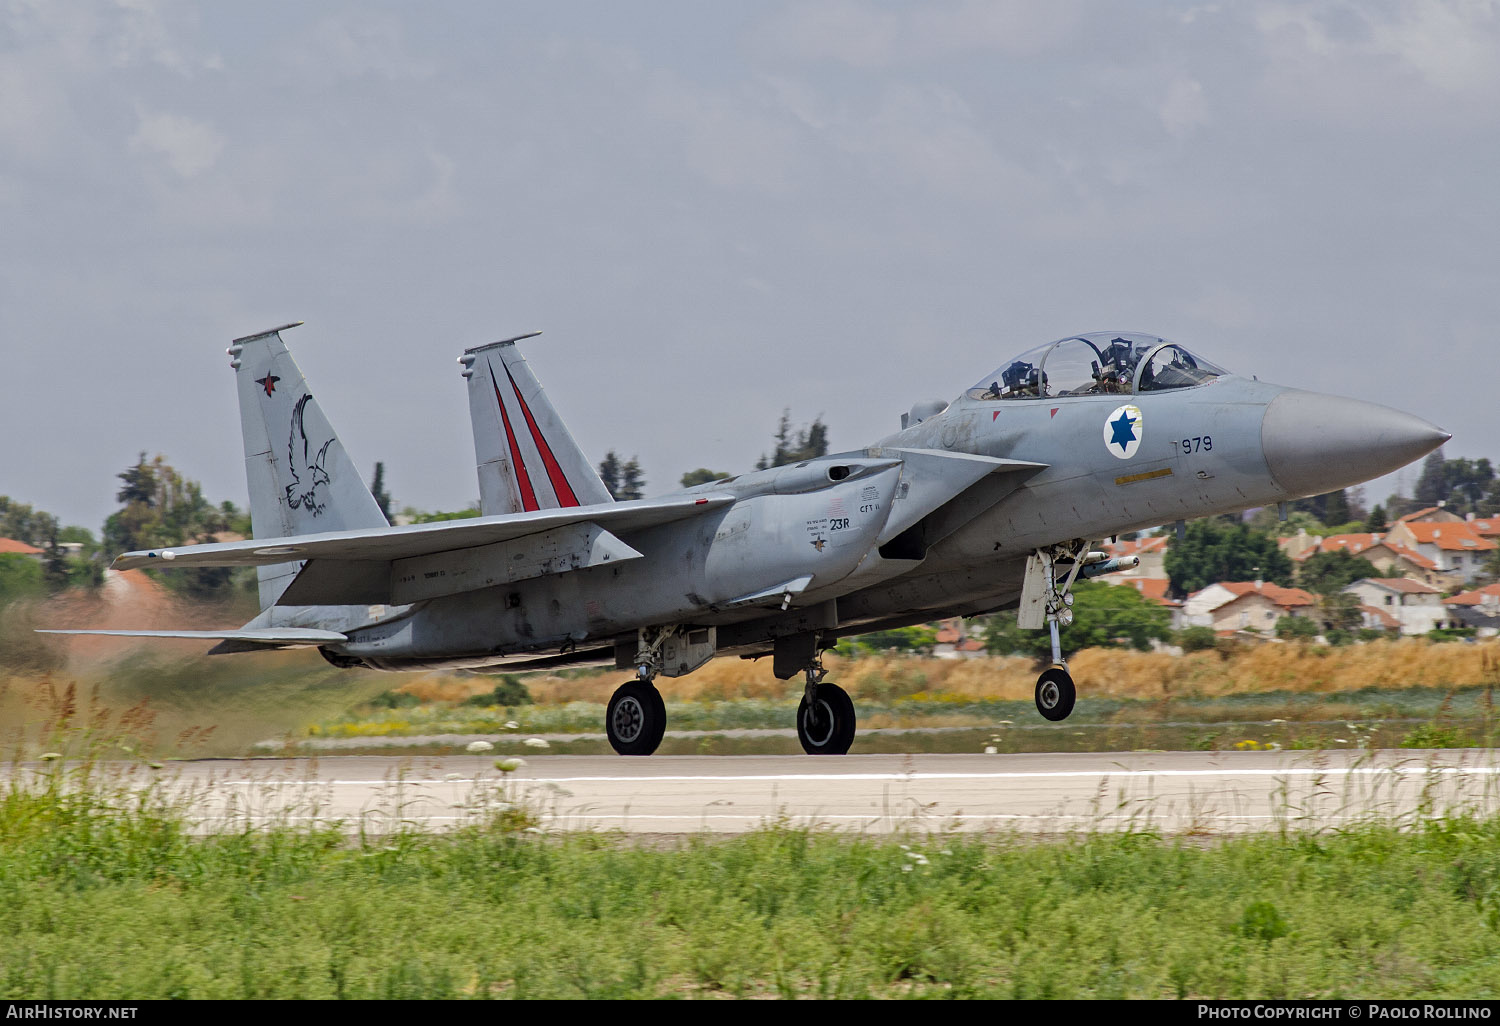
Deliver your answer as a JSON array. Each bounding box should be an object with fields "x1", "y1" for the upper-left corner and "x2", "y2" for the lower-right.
[{"x1": 967, "y1": 332, "x2": 1227, "y2": 401}]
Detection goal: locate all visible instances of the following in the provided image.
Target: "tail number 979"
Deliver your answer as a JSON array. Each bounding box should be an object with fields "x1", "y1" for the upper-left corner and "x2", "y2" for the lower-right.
[{"x1": 1172, "y1": 436, "x2": 1212, "y2": 454}]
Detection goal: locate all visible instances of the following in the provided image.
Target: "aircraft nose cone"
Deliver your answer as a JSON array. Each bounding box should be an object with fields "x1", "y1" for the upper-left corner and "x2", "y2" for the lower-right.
[{"x1": 1261, "y1": 390, "x2": 1450, "y2": 497}]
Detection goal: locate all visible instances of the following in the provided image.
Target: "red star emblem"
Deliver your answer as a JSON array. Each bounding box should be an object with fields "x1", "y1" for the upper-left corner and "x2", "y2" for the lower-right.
[{"x1": 255, "y1": 374, "x2": 280, "y2": 397}]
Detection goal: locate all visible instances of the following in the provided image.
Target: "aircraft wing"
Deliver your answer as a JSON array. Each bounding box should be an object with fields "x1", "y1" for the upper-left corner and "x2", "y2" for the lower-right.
[
  {"x1": 111, "y1": 494, "x2": 735, "y2": 571},
  {"x1": 37, "y1": 628, "x2": 346, "y2": 647}
]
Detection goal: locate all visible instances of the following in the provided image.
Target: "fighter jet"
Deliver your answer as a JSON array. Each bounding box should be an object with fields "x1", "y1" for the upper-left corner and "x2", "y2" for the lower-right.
[{"x1": 48, "y1": 326, "x2": 1448, "y2": 755}]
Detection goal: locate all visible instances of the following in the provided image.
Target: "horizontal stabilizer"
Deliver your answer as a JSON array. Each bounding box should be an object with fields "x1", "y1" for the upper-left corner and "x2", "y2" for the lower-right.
[
  {"x1": 110, "y1": 494, "x2": 734, "y2": 572},
  {"x1": 37, "y1": 628, "x2": 347, "y2": 647}
]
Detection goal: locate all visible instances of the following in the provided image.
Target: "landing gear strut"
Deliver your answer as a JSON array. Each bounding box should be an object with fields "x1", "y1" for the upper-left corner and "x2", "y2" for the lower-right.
[
  {"x1": 1020, "y1": 541, "x2": 1095, "y2": 723},
  {"x1": 796, "y1": 658, "x2": 855, "y2": 755}
]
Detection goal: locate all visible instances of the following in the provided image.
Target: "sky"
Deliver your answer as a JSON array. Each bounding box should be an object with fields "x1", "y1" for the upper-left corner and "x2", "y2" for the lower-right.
[{"x1": 2, "y1": 0, "x2": 1497, "y2": 533}]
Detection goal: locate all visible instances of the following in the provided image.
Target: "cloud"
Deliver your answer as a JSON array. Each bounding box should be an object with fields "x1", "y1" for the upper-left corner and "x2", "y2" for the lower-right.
[
  {"x1": 128, "y1": 107, "x2": 224, "y2": 178},
  {"x1": 109, "y1": 0, "x2": 222, "y2": 74},
  {"x1": 645, "y1": 76, "x2": 802, "y2": 194},
  {"x1": 1160, "y1": 78, "x2": 1210, "y2": 137},
  {"x1": 759, "y1": 0, "x2": 1080, "y2": 68},
  {"x1": 290, "y1": 13, "x2": 435, "y2": 81},
  {"x1": 1255, "y1": 0, "x2": 1500, "y2": 95}
]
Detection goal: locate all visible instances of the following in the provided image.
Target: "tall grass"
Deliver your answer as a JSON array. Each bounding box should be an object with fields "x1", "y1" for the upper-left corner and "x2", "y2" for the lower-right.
[{"x1": 6, "y1": 759, "x2": 1500, "y2": 998}]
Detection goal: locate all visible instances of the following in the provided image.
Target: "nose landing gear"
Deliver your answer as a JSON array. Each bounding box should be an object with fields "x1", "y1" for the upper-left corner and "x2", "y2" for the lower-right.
[
  {"x1": 1034, "y1": 665, "x2": 1076, "y2": 721},
  {"x1": 1019, "y1": 541, "x2": 1098, "y2": 723}
]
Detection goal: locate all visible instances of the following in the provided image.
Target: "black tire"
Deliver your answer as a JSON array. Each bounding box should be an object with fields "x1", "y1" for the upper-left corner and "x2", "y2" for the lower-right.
[
  {"x1": 606, "y1": 680, "x2": 667, "y2": 755},
  {"x1": 1034, "y1": 666, "x2": 1076, "y2": 722},
  {"x1": 797, "y1": 682, "x2": 856, "y2": 755}
]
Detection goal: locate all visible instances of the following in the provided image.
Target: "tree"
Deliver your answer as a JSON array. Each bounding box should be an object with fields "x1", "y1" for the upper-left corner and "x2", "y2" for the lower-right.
[
  {"x1": 755, "y1": 410, "x2": 830, "y2": 470},
  {"x1": 0, "y1": 496, "x2": 59, "y2": 548},
  {"x1": 1275, "y1": 616, "x2": 1320, "y2": 640},
  {"x1": 1298, "y1": 550, "x2": 1379, "y2": 596},
  {"x1": 102, "y1": 454, "x2": 242, "y2": 598},
  {"x1": 680, "y1": 468, "x2": 731, "y2": 488},
  {"x1": 597, "y1": 452, "x2": 621, "y2": 498},
  {"x1": 1289, "y1": 489, "x2": 1353, "y2": 525},
  {"x1": 1414, "y1": 449, "x2": 1448, "y2": 507},
  {"x1": 1366, "y1": 504, "x2": 1388, "y2": 532},
  {"x1": 1163, "y1": 519, "x2": 1295, "y2": 596},
  {"x1": 847, "y1": 625, "x2": 938, "y2": 653},
  {"x1": 983, "y1": 581, "x2": 1171, "y2": 660},
  {"x1": 597, "y1": 451, "x2": 646, "y2": 500},
  {"x1": 618, "y1": 457, "x2": 646, "y2": 500},
  {"x1": 370, "y1": 462, "x2": 393, "y2": 525},
  {"x1": 1312, "y1": 591, "x2": 1363, "y2": 632}
]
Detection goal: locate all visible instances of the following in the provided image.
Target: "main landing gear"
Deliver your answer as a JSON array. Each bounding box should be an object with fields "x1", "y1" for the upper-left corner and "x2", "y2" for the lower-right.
[
  {"x1": 605, "y1": 678, "x2": 667, "y2": 756},
  {"x1": 604, "y1": 629, "x2": 858, "y2": 756},
  {"x1": 605, "y1": 627, "x2": 679, "y2": 755},
  {"x1": 796, "y1": 659, "x2": 855, "y2": 755}
]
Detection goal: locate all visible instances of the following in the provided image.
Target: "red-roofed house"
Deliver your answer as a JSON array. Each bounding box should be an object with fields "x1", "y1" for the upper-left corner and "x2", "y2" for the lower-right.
[
  {"x1": 1385, "y1": 519, "x2": 1495, "y2": 581},
  {"x1": 933, "y1": 618, "x2": 985, "y2": 659},
  {"x1": 1399, "y1": 506, "x2": 1464, "y2": 525},
  {"x1": 1466, "y1": 516, "x2": 1500, "y2": 541},
  {"x1": 1182, "y1": 581, "x2": 1316, "y2": 633},
  {"x1": 1343, "y1": 578, "x2": 1452, "y2": 635},
  {"x1": 1444, "y1": 582, "x2": 1500, "y2": 612},
  {"x1": 1443, "y1": 583, "x2": 1500, "y2": 636},
  {"x1": 1289, "y1": 531, "x2": 1454, "y2": 588},
  {"x1": 0, "y1": 537, "x2": 44, "y2": 561}
]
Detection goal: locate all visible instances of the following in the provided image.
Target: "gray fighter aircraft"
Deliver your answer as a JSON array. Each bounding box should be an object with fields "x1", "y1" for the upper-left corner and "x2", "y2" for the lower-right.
[{"x1": 49, "y1": 325, "x2": 1448, "y2": 755}]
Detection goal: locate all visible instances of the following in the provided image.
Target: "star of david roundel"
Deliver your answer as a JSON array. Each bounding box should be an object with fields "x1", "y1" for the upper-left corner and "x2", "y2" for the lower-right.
[{"x1": 1104, "y1": 404, "x2": 1143, "y2": 460}]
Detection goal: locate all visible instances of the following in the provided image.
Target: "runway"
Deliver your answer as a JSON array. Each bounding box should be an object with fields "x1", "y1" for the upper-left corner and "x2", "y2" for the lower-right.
[{"x1": 19, "y1": 748, "x2": 1500, "y2": 835}]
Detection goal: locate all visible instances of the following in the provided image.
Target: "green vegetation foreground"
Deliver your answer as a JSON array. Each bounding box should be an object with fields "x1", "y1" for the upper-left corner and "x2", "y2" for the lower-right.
[{"x1": 4, "y1": 770, "x2": 1500, "y2": 998}]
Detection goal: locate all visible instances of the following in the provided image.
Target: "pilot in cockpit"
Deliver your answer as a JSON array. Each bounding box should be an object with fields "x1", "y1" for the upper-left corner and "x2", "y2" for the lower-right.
[
  {"x1": 1000, "y1": 360, "x2": 1043, "y2": 397},
  {"x1": 1092, "y1": 337, "x2": 1138, "y2": 393}
]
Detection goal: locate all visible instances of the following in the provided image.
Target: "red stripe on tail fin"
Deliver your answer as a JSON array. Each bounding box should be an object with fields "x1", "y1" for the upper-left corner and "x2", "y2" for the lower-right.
[
  {"x1": 505, "y1": 364, "x2": 580, "y2": 507},
  {"x1": 489, "y1": 365, "x2": 539, "y2": 511}
]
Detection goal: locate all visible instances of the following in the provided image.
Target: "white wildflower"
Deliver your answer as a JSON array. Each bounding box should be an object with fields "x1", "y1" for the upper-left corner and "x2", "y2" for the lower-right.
[
  {"x1": 466, "y1": 740, "x2": 495, "y2": 754},
  {"x1": 901, "y1": 864, "x2": 913, "y2": 872},
  {"x1": 984, "y1": 746, "x2": 998, "y2": 755},
  {"x1": 495, "y1": 758, "x2": 526, "y2": 773},
  {"x1": 505, "y1": 721, "x2": 519, "y2": 730},
  {"x1": 524, "y1": 737, "x2": 550, "y2": 749},
  {"x1": 38, "y1": 752, "x2": 61, "y2": 761}
]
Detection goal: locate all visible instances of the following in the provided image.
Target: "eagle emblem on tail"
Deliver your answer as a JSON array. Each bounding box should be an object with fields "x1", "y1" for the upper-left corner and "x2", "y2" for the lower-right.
[{"x1": 286, "y1": 394, "x2": 333, "y2": 516}]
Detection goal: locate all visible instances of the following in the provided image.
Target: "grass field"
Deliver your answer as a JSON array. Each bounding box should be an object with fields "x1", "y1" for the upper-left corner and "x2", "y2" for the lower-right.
[
  {"x1": 4, "y1": 760, "x2": 1500, "y2": 999},
  {"x1": 5, "y1": 627, "x2": 1500, "y2": 759}
]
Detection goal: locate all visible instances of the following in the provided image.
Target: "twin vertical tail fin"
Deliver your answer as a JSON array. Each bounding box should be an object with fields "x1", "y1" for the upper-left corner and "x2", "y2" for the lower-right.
[
  {"x1": 460, "y1": 333, "x2": 613, "y2": 515},
  {"x1": 228, "y1": 323, "x2": 389, "y2": 607}
]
